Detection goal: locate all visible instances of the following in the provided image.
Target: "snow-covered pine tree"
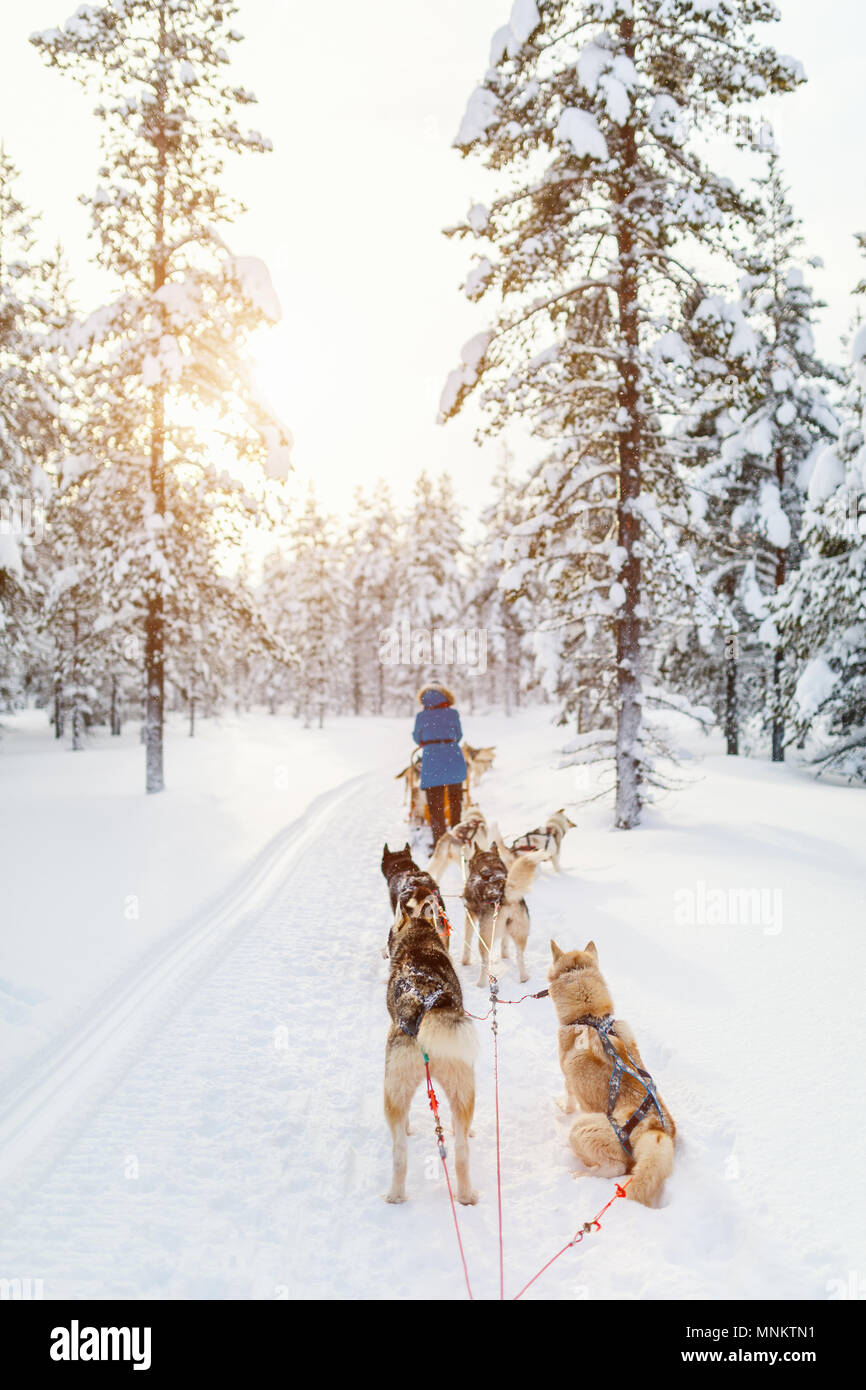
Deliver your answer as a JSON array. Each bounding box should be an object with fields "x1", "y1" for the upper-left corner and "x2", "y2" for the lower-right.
[
  {"x1": 345, "y1": 484, "x2": 401, "y2": 715},
  {"x1": 469, "y1": 450, "x2": 537, "y2": 713},
  {"x1": 262, "y1": 489, "x2": 345, "y2": 728},
  {"x1": 0, "y1": 153, "x2": 66, "y2": 705},
  {"x1": 441, "y1": 0, "x2": 804, "y2": 826},
  {"x1": 32, "y1": 1, "x2": 291, "y2": 791},
  {"x1": 687, "y1": 159, "x2": 839, "y2": 761},
  {"x1": 390, "y1": 471, "x2": 467, "y2": 707},
  {"x1": 773, "y1": 233, "x2": 866, "y2": 779}
]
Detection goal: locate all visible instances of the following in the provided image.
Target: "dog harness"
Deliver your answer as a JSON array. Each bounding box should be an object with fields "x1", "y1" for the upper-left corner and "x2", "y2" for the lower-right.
[
  {"x1": 571, "y1": 1012, "x2": 668, "y2": 1159},
  {"x1": 509, "y1": 827, "x2": 555, "y2": 854},
  {"x1": 393, "y1": 971, "x2": 445, "y2": 1038}
]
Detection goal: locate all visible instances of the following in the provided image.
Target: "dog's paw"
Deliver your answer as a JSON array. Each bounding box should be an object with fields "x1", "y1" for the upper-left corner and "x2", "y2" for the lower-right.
[
  {"x1": 384, "y1": 1191, "x2": 407, "y2": 1204},
  {"x1": 461, "y1": 954, "x2": 471, "y2": 967},
  {"x1": 457, "y1": 1189, "x2": 480, "y2": 1206},
  {"x1": 555, "y1": 1094, "x2": 576, "y2": 1114}
]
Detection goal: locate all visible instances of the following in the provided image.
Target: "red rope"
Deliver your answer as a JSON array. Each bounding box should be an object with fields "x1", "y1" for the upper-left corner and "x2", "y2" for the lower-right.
[
  {"x1": 511, "y1": 1180, "x2": 631, "y2": 1301},
  {"x1": 490, "y1": 978, "x2": 505, "y2": 1301},
  {"x1": 424, "y1": 1057, "x2": 474, "y2": 1300}
]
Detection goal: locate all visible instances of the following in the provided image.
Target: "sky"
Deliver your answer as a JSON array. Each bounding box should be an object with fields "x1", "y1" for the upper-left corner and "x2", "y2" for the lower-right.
[{"x1": 1, "y1": 0, "x2": 865, "y2": 525}]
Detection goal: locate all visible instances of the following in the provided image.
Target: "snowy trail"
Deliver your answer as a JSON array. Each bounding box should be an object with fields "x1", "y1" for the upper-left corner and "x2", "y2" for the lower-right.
[{"x1": 0, "y1": 766, "x2": 843, "y2": 1300}]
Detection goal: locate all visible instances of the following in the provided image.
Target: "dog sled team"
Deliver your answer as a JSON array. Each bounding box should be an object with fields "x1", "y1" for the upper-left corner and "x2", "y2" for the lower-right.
[{"x1": 381, "y1": 682, "x2": 676, "y2": 1214}]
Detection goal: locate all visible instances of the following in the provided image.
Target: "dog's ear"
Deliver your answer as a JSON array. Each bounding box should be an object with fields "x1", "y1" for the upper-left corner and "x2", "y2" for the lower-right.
[
  {"x1": 584, "y1": 940, "x2": 598, "y2": 962},
  {"x1": 403, "y1": 842, "x2": 411, "y2": 854},
  {"x1": 550, "y1": 939, "x2": 563, "y2": 961},
  {"x1": 382, "y1": 843, "x2": 390, "y2": 857}
]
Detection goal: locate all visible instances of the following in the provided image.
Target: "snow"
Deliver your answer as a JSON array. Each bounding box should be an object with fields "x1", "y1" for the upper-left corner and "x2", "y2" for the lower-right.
[
  {"x1": 0, "y1": 708, "x2": 864, "y2": 1298},
  {"x1": 757, "y1": 480, "x2": 791, "y2": 550},
  {"x1": 0, "y1": 530, "x2": 23, "y2": 577},
  {"x1": 807, "y1": 444, "x2": 845, "y2": 506},
  {"x1": 508, "y1": 0, "x2": 540, "y2": 45},
  {"x1": 463, "y1": 257, "x2": 493, "y2": 301},
  {"x1": 489, "y1": 0, "x2": 540, "y2": 63},
  {"x1": 466, "y1": 203, "x2": 489, "y2": 234},
  {"x1": 744, "y1": 415, "x2": 773, "y2": 460},
  {"x1": 141, "y1": 333, "x2": 184, "y2": 386},
  {"x1": 438, "y1": 330, "x2": 493, "y2": 419},
  {"x1": 555, "y1": 108, "x2": 609, "y2": 162},
  {"x1": 455, "y1": 86, "x2": 500, "y2": 146},
  {"x1": 648, "y1": 94, "x2": 686, "y2": 145},
  {"x1": 652, "y1": 331, "x2": 691, "y2": 370},
  {"x1": 227, "y1": 255, "x2": 282, "y2": 323},
  {"x1": 0, "y1": 711, "x2": 404, "y2": 1084},
  {"x1": 795, "y1": 657, "x2": 837, "y2": 719}
]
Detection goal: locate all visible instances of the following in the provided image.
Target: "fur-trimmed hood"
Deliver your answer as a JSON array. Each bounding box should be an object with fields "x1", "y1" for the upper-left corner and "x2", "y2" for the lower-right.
[{"x1": 418, "y1": 683, "x2": 455, "y2": 708}]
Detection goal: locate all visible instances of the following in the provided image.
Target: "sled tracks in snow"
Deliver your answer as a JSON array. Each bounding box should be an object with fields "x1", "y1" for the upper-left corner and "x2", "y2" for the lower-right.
[{"x1": 0, "y1": 773, "x2": 372, "y2": 1204}]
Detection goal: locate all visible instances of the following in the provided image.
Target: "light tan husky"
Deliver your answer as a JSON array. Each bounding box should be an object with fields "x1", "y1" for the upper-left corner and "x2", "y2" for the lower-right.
[
  {"x1": 547, "y1": 940, "x2": 676, "y2": 1207},
  {"x1": 427, "y1": 810, "x2": 490, "y2": 882}
]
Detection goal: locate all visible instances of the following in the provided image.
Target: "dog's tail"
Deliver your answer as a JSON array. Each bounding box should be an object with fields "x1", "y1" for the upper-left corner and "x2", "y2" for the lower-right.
[
  {"x1": 504, "y1": 848, "x2": 545, "y2": 900},
  {"x1": 488, "y1": 823, "x2": 516, "y2": 868},
  {"x1": 626, "y1": 1126, "x2": 675, "y2": 1207},
  {"x1": 426, "y1": 835, "x2": 452, "y2": 882},
  {"x1": 417, "y1": 1011, "x2": 478, "y2": 1064}
]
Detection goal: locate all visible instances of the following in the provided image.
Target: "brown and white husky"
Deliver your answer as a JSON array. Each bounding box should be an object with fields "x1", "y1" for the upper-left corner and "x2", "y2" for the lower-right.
[
  {"x1": 461, "y1": 843, "x2": 545, "y2": 988},
  {"x1": 383, "y1": 904, "x2": 478, "y2": 1205}
]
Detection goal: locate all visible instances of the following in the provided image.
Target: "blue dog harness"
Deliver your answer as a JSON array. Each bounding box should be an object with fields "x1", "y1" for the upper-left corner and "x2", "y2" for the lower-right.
[{"x1": 572, "y1": 1013, "x2": 668, "y2": 1159}]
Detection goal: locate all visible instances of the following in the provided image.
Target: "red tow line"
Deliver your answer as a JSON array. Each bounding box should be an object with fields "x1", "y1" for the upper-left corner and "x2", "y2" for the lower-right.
[
  {"x1": 423, "y1": 1053, "x2": 474, "y2": 1300},
  {"x1": 511, "y1": 1179, "x2": 632, "y2": 1301}
]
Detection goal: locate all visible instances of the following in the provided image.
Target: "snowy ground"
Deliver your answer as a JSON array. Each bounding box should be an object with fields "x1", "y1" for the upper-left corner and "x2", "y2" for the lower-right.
[{"x1": 0, "y1": 705, "x2": 864, "y2": 1300}]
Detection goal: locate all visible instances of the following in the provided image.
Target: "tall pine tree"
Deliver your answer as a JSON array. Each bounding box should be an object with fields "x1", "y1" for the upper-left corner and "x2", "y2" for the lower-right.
[
  {"x1": 33, "y1": 0, "x2": 291, "y2": 790},
  {"x1": 441, "y1": 0, "x2": 804, "y2": 825}
]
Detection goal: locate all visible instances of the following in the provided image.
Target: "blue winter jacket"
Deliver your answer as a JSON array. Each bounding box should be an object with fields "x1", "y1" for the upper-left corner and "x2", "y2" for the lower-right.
[{"x1": 413, "y1": 694, "x2": 467, "y2": 790}]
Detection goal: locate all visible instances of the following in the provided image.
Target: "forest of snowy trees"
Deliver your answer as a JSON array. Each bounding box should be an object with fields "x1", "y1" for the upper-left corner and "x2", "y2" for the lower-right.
[{"x1": 1, "y1": 0, "x2": 865, "y2": 822}]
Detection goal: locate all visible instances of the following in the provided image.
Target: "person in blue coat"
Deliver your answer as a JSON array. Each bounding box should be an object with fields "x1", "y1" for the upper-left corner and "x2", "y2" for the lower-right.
[{"x1": 413, "y1": 682, "x2": 468, "y2": 845}]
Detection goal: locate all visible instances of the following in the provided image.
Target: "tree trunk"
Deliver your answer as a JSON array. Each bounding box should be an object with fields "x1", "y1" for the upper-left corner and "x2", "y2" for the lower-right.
[
  {"x1": 613, "y1": 40, "x2": 642, "y2": 830},
  {"x1": 189, "y1": 690, "x2": 196, "y2": 738},
  {"x1": 771, "y1": 645, "x2": 785, "y2": 762},
  {"x1": 71, "y1": 610, "x2": 83, "y2": 751},
  {"x1": 724, "y1": 636, "x2": 739, "y2": 756},
  {"x1": 54, "y1": 675, "x2": 63, "y2": 739},
  {"x1": 771, "y1": 448, "x2": 787, "y2": 763},
  {"x1": 110, "y1": 673, "x2": 121, "y2": 736},
  {"x1": 145, "y1": 3, "x2": 169, "y2": 794}
]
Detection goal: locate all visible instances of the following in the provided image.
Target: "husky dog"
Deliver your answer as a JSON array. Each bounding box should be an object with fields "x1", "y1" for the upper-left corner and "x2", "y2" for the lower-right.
[
  {"x1": 462, "y1": 743, "x2": 495, "y2": 799},
  {"x1": 461, "y1": 843, "x2": 545, "y2": 988},
  {"x1": 426, "y1": 811, "x2": 490, "y2": 883},
  {"x1": 508, "y1": 809, "x2": 576, "y2": 872},
  {"x1": 394, "y1": 756, "x2": 427, "y2": 829},
  {"x1": 384, "y1": 906, "x2": 478, "y2": 1205},
  {"x1": 547, "y1": 939, "x2": 676, "y2": 1207},
  {"x1": 381, "y1": 843, "x2": 449, "y2": 943}
]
